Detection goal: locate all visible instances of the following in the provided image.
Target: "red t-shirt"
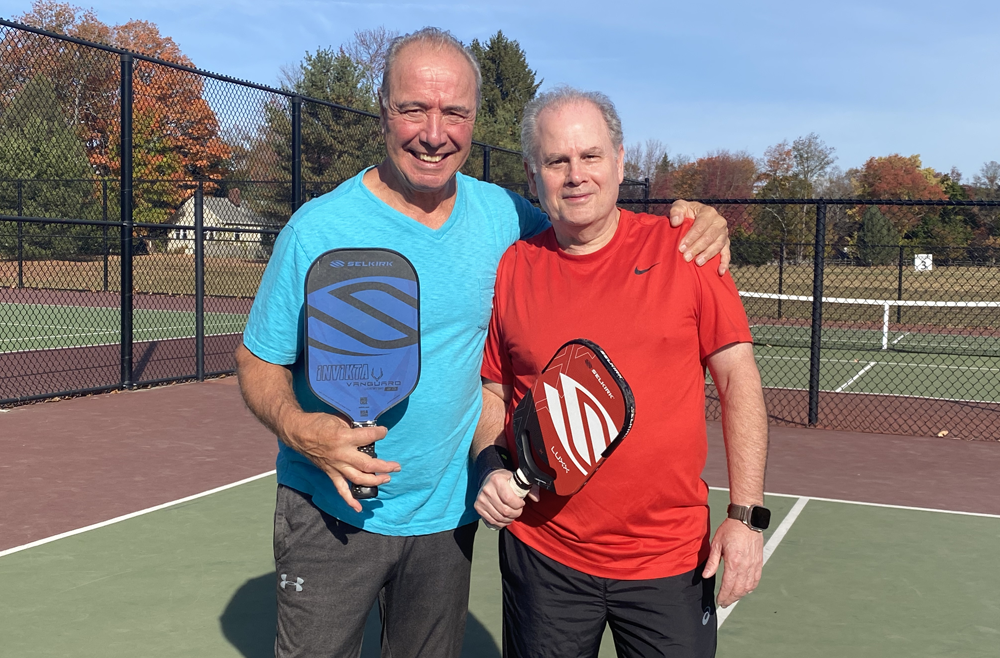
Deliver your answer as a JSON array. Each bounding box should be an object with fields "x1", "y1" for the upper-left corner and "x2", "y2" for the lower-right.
[{"x1": 481, "y1": 209, "x2": 753, "y2": 580}]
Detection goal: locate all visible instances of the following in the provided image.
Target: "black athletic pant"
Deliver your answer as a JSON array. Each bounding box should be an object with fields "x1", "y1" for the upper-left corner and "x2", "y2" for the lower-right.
[
  {"x1": 273, "y1": 485, "x2": 478, "y2": 658},
  {"x1": 500, "y1": 529, "x2": 717, "y2": 658}
]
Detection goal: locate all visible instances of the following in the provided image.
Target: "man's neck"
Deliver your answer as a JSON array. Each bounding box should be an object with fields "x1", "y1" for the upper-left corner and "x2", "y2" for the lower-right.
[
  {"x1": 362, "y1": 161, "x2": 456, "y2": 230},
  {"x1": 553, "y1": 207, "x2": 621, "y2": 255}
]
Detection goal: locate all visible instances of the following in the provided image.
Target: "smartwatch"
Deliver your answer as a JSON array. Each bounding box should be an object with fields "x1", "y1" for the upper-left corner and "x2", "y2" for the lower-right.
[{"x1": 727, "y1": 503, "x2": 771, "y2": 532}]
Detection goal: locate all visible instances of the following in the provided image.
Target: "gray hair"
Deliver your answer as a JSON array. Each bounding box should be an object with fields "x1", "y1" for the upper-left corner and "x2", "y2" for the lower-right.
[
  {"x1": 379, "y1": 27, "x2": 482, "y2": 111},
  {"x1": 520, "y1": 87, "x2": 624, "y2": 171}
]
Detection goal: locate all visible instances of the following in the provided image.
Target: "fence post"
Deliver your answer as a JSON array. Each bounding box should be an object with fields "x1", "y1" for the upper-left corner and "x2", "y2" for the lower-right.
[
  {"x1": 194, "y1": 182, "x2": 205, "y2": 381},
  {"x1": 291, "y1": 95, "x2": 303, "y2": 213},
  {"x1": 643, "y1": 177, "x2": 650, "y2": 214},
  {"x1": 120, "y1": 53, "x2": 134, "y2": 390},
  {"x1": 102, "y1": 179, "x2": 109, "y2": 292},
  {"x1": 16, "y1": 180, "x2": 23, "y2": 289},
  {"x1": 807, "y1": 203, "x2": 827, "y2": 426},
  {"x1": 777, "y1": 240, "x2": 785, "y2": 319},
  {"x1": 896, "y1": 244, "x2": 904, "y2": 324},
  {"x1": 483, "y1": 145, "x2": 492, "y2": 183}
]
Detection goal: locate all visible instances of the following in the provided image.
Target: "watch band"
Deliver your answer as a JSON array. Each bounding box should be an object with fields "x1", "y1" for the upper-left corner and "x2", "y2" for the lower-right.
[{"x1": 727, "y1": 503, "x2": 770, "y2": 532}]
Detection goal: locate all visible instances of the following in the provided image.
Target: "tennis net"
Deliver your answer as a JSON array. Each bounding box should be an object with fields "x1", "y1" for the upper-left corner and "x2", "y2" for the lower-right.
[{"x1": 741, "y1": 291, "x2": 1000, "y2": 358}]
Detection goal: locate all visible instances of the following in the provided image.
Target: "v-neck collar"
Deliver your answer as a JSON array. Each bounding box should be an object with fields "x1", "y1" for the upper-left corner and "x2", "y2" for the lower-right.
[{"x1": 357, "y1": 168, "x2": 464, "y2": 241}]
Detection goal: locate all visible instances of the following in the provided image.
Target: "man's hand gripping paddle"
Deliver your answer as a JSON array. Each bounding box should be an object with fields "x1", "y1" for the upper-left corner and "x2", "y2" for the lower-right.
[
  {"x1": 509, "y1": 339, "x2": 635, "y2": 498},
  {"x1": 304, "y1": 248, "x2": 420, "y2": 500}
]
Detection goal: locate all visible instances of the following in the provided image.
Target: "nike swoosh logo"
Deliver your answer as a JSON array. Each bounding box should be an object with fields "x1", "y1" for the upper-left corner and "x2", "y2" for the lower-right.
[{"x1": 634, "y1": 263, "x2": 659, "y2": 275}]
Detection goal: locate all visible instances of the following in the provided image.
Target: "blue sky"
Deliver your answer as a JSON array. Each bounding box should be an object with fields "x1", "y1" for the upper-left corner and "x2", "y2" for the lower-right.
[{"x1": 4, "y1": 0, "x2": 999, "y2": 178}]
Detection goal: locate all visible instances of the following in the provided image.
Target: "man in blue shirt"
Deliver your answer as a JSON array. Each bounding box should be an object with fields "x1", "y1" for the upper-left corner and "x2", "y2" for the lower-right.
[{"x1": 236, "y1": 27, "x2": 731, "y2": 658}]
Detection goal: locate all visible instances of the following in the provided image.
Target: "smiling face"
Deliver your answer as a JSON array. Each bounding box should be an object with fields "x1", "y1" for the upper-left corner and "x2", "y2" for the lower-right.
[
  {"x1": 379, "y1": 42, "x2": 478, "y2": 199},
  {"x1": 526, "y1": 100, "x2": 624, "y2": 236}
]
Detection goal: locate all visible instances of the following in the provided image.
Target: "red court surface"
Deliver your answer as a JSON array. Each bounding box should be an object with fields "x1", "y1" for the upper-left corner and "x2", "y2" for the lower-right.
[{"x1": 2, "y1": 377, "x2": 999, "y2": 552}]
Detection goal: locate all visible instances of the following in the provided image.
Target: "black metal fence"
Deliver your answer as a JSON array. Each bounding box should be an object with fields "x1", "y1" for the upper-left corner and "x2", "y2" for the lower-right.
[
  {"x1": 3, "y1": 20, "x2": 999, "y2": 440},
  {"x1": 618, "y1": 198, "x2": 1000, "y2": 440}
]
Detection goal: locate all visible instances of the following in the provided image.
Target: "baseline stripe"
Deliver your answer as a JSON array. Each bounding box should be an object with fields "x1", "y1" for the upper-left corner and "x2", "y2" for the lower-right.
[
  {"x1": 0, "y1": 470, "x2": 276, "y2": 559},
  {"x1": 717, "y1": 497, "x2": 809, "y2": 629},
  {"x1": 709, "y1": 486, "x2": 1000, "y2": 519}
]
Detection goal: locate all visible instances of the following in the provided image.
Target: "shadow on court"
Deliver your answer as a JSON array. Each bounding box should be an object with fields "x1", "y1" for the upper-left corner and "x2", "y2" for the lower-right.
[{"x1": 220, "y1": 573, "x2": 500, "y2": 658}]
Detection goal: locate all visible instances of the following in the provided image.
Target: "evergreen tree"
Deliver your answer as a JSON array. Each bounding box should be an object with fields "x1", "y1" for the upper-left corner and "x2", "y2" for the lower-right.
[
  {"x1": 468, "y1": 31, "x2": 540, "y2": 186},
  {"x1": 856, "y1": 206, "x2": 899, "y2": 266},
  {"x1": 0, "y1": 74, "x2": 101, "y2": 258},
  {"x1": 256, "y1": 47, "x2": 384, "y2": 222}
]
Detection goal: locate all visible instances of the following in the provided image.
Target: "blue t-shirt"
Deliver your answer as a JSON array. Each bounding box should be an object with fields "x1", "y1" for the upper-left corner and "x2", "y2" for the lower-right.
[{"x1": 243, "y1": 170, "x2": 547, "y2": 535}]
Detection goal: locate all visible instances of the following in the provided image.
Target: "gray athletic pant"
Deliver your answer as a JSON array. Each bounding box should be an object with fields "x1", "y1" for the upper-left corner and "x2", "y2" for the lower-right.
[{"x1": 273, "y1": 485, "x2": 478, "y2": 658}]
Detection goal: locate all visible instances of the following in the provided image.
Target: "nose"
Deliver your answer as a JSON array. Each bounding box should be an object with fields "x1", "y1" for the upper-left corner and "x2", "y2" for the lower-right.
[
  {"x1": 420, "y1": 112, "x2": 447, "y2": 149},
  {"x1": 566, "y1": 157, "x2": 588, "y2": 186}
]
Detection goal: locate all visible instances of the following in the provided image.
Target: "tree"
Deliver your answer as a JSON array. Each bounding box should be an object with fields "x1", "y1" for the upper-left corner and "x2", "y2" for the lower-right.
[
  {"x1": 653, "y1": 150, "x2": 758, "y2": 201},
  {"x1": 469, "y1": 31, "x2": 540, "y2": 172},
  {"x1": 791, "y1": 133, "x2": 836, "y2": 195},
  {"x1": 856, "y1": 206, "x2": 899, "y2": 265},
  {"x1": 857, "y1": 154, "x2": 947, "y2": 237},
  {"x1": 5, "y1": 2, "x2": 232, "y2": 223},
  {"x1": 624, "y1": 139, "x2": 667, "y2": 184},
  {"x1": 250, "y1": 47, "x2": 383, "y2": 222},
  {"x1": 0, "y1": 75, "x2": 102, "y2": 258},
  {"x1": 343, "y1": 26, "x2": 399, "y2": 105}
]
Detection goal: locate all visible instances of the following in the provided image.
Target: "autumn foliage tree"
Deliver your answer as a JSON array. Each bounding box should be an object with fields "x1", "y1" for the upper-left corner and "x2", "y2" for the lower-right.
[{"x1": 3, "y1": 1, "x2": 231, "y2": 223}]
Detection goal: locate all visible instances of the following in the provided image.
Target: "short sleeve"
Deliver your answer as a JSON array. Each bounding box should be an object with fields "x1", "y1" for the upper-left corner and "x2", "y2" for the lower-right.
[
  {"x1": 505, "y1": 190, "x2": 549, "y2": 240},
  {"x1": 695, "y1": 256, "x2": 753, "y2": 360},
  {"x1": 242, "y1": 225, "x2": 309, "y2": 365},
  {"x1": 481, "y1": 247, "x2": 516, "y2": 385}
]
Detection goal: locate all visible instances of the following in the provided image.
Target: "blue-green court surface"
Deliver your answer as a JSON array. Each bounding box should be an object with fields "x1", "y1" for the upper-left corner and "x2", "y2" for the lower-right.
[{"x1": 2, "y1": 476, "x2": 998, "y2": 657}]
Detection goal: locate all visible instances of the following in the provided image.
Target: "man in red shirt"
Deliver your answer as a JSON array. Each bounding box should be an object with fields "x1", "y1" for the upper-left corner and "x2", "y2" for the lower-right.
[{"x1": 473, "y1": 88, "x2": 769, "y2": 658}]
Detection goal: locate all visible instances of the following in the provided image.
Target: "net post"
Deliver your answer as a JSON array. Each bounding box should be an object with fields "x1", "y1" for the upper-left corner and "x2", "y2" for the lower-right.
[
  {"x1": 194, "y1": 181, "x2": 205, "y2": 382},
  {"x1": 120, "y1": 53, "x2": 134, "y2": 390},
  {"x1": 896, "y1": 244, "x2": 904, "y2": 323},
  {"x1": 483, "y1": 145, "x2": 491, "y2": 183},
  {"x1": 777, "y1": 240, "x2": 785, "y2": 319},
  {"x1": 807, "y1": 202, "x2": 827, "y2": 426},
  {"x1": 643, "y1": 176, "x2": 650, "y2": 214},
  {"x1": 882, "y1": 302, "x2": 890, "y2": 350}
]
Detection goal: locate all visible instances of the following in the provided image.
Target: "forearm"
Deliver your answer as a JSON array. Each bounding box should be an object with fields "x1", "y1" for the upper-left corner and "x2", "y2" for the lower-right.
[
  {"x1": 235, "y1": 343, "x2": 347, "y2": 450},
  {"x1": 471, "y1": 382, "x2": 508, "y2": 458},
  {"x1": 710, "y1": 346, "x2": 769, "y2": 505}
]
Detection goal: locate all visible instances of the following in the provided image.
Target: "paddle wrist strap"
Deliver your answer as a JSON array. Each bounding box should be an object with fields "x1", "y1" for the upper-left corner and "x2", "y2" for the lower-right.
[{"x1": 476, "y1": 444, "x2": 514, "y2": 492}]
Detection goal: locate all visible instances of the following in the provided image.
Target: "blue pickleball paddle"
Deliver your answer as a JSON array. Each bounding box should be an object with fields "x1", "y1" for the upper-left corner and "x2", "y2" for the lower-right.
[{"x1": 304, "y1": 248, "x2": 420, "y2": 500}]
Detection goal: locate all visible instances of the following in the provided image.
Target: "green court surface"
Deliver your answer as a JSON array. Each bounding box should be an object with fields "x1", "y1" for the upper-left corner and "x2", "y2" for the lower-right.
[
  {"x1": 0, "y1": 303, "x2": 249, "y2": 352},
  {"x1": 2, "y1": 475, "x2": 998, "y2": 657}
]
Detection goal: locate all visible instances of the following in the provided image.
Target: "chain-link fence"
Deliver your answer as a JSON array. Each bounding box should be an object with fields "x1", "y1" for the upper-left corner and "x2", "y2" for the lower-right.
[
  {"x1": 3, "y1": 20, "x2": 999, "y2": 440},
  {"x1": 618, "y1": 199, "x2": 1000, "y2": 439}
]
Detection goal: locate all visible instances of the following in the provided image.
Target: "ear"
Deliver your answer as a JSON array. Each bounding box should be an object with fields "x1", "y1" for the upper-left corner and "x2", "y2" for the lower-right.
[
  {"x1": 616, "y1": 143, "x2": 625, "y2": 184},
  {"x1": 524, "y1": 159, "x2": 538, "y2": 197}
]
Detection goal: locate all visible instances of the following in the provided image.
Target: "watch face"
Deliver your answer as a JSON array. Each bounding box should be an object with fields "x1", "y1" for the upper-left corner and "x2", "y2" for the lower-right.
[{"x1": 750, "y1": 506, "x2": 771, "y2": 530}]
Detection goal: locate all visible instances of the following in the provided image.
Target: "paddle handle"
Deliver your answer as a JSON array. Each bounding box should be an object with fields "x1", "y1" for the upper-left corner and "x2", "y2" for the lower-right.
[
  {"x1": 508, "y1": 468, "x2": 531, "y2": 499},
  {"x1": 350, "y1": 421, "x2": 379, "y2": 500}
]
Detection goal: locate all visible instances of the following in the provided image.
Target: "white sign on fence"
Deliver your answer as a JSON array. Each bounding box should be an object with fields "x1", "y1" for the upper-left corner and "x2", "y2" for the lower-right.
[{"x1": 914, "y1": 254, "x2": 933, "y2": 271}]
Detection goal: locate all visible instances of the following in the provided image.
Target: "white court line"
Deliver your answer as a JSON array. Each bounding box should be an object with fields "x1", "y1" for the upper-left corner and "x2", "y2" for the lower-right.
[
  {"x1": 709, "y1": 486, "x2": 1000, "y2": 519},
  {"x1": 755, "y1": 354, "x2": 1000, "y2": 373},
  {"x1": 0, "y1": 332, "x2": 244, "y2": 356},
  {"x1": 0, "y1": 470, "x2": 275, "y2": 559},
  {"x1": 717, "y1": 496, "x2": 810, "y2": 629},
  {"x1": 890, "y1": 332, "x2": 912, "y2": 346},
  {"x1": 834, "y1": 361, "x2": 876, "y2": 392}
]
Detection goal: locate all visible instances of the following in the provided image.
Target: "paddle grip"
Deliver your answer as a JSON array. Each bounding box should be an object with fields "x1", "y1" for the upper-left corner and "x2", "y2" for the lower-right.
[
  {"x1": 350, "y1": 441, "x2": 379, "y2": 500},
  {"x1": 508, "y1": 468, "x2": 531, "y2": 499}
]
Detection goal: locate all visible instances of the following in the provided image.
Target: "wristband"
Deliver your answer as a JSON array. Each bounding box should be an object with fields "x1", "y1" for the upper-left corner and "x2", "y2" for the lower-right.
[{"x1": 475, "y1": 444, "x2": 514, "y2": 492}]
